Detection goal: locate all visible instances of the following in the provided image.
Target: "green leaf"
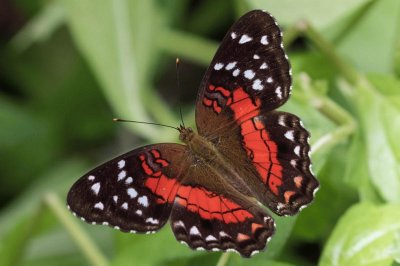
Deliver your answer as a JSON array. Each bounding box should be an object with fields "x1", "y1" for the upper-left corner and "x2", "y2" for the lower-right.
[
  {"x1": 320, "y1": 203, "x2": 400, "y2": 266},
  {"x1": 10, "y1": 1, "x2": 66, "y2": 52},
  {"x1": 367, "y1": 73, "x2": 400, "y2": 110},
  {"x1": 337, "y1": 0, "x2": 400, "y2": 73},
  {"x1": 60, "y1": 0, "x2": 173, "y2": 141},
  {"x1": 293, "y1": 144, "x2": 356, "y2": 241},
  {"x1": 344, "y1": 131, "x2": 383, "y2": 203},
  {"x1": 352, "y1": 81, "x2": 400, "y2": 203},
  {"x1": 246, "y1": 0, "x2": 371, "y2": 31},
  {"x1": 112, "y1": 228, "x2": 194, "y2": 266}
]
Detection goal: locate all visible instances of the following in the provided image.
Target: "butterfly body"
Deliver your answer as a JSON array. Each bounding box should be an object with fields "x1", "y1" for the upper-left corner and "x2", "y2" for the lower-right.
[
  {"x1": 67, "y1": 10, "x2": 319, "y2": 257},
  {"x1": 179, "y1": 126, "x2": 256, "y2": 198}
]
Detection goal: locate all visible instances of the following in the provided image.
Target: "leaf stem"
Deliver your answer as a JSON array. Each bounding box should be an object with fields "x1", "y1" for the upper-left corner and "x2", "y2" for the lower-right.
[
  {"x1": 44, "y1": 193, "x2": 108, "y2": 266},
  {"x1": 299, "y1": 21, "x2": 360, "y2": 85},
  {"x1": 216, "y1": 252, "x2": 230, "y2": 266},
  {"x1": 298, "y1": 74, "x2": 356, "y2": 155}
]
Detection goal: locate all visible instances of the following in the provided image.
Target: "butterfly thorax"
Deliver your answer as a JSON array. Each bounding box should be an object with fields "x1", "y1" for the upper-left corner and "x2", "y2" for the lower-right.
[{"x1": 179, "y1": 126, "x2": 219, "y2": 162}]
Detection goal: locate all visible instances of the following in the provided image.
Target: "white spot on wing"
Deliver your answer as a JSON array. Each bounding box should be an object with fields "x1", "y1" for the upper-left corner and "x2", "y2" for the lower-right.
[
  {"x1": 251, "y1": 250, "x2": 260, "y2": 256},
  {"x1": 267, "y1": 77, "x2": 273, "y2": 83},
  {"x1": 294, "y1": 146, "x2": 300, "y2": 156},
  {"x1": 276, "y1": 202, "x2": 285, "y2": 211},
  {"x1": 102, "y1": 221, "x2": 109, "y2": 225},
  {"x1": 125, "y1": 177, "x2": 133, "y2": 184},
  {"x1": 284, "y1": 130, "x2": 294, "y2": 141},
  {"x1": 239, "y1": 34, "x2": 252, "y2": 44},
  {"x1": 118, "y1": 170, "x2": 126, "y2": 181},
  {"x1": 121, "y1": 202, "x2": 128, "y2": 210},
  {"x1": 88, "y1": 175, "x2": 95, "y2": 181},
  {"x1": 113, "y1": 195, "x2": 118, "y2": 203},
  {"x1": 244, "y1": 70, "x2": 255, "y2": 80},
  {"x1": 136, "y1": 209, "x2": 142, "y2": 216},
  {"x1": 138, "y1": 196, "x2": 149, "y2": 207},
  {"x1": 260, "y1": 35, "x2": 269, "y2": 45},
  {"x1": 260, "y1": 62, "x2": 268, "y2": 69},
  {"x1": 146, "y1": 217, "x2": 159, "y2": 224},
  {"x1": 219, "y1": 231, "x2": 229, "y2": 237},
  {"x1": 278, "y1": 115, "x2": 286, "y2": 126},
  {"x1": 118, "y1": 160, "x2": 125, "y2": 169},
  {"x1": 206, "y1": 235, "x2": 217, "y2": 242},
  {"x1": 226, "y1": 248, "x2": 239, "y2": 254},
  {"x1": 232, "y1": 69, "x2": 240, "y2": 77},
  {"x1": 94, "y1": 202, "x2": 104, "y2": 210},
  {"x1": 196, "y1": 247, "x2": 205, "y2": 251},
  {"x1": 252, "y1": 79, "x2": 263, "y2": 90},
  {"x1": 91, "y1": 182, "x2": 100, "y2": 195},
  {"x1": 313, "y1": 186, "x2": 320, "y2": 196},
  {"x1": 225, "y1": 61, "x2": 237, "y2": 70},
  {"x1": 253, "y1": 54, "x2": 260, "y2": 59},
  {"x1": 174, "y1": 220, "x2": 185, "y2": 228},
  {"x1": 231, "y1": 32, "x2": 237, "y2": 39},
  {"x1": 127, "y1": 188, "x2": 138, "y2": 198},
  {"x1": 214, "y1": 63, "x2": 224, "y2": 70},
  {"x1": 275, "y1": 86, "x2": 283, "y2": 99},
  {"x1": 190, "y1": 226, "x2": 201, "y2": 236}
]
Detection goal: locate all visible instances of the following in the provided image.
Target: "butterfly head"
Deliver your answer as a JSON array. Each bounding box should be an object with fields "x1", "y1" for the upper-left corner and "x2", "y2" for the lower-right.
[{"x1": 178, "y1": 126, "x2": 194, "y2": 143}]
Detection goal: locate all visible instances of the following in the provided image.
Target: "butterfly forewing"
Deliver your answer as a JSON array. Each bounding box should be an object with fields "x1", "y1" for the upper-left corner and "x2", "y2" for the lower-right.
[
  {"x1": 67, "y1": 144, "x2": 189, "y2": 233},
  {"x1": 196, "y1": 10, "x2": 291, "y2": 136}
]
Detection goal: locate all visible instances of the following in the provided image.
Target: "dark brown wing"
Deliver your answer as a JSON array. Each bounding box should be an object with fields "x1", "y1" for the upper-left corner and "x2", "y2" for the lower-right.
[{"x1": 196, "y1": 10, "x2": 291, "y2": 136}]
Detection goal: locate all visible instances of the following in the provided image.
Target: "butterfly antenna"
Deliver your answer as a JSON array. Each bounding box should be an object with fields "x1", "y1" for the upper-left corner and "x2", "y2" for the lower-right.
[
  {"x1": 113, "y1": 118, "x2": 179, "y2": 131},
  {"x1": 176, "y1": 58, "x2": 186, "y2": 128},
  {"x1": 179, "y1": 107, "x2": 185, "y2": 128},
  {"x1": 176, "y1": 58, "x2": 181, "y2": 91}
]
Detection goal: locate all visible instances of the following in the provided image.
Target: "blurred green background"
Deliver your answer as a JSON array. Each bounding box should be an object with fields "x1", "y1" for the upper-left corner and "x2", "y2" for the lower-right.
[{"x1": 1, "y1": 0, "x2": 400, "y2": 265}]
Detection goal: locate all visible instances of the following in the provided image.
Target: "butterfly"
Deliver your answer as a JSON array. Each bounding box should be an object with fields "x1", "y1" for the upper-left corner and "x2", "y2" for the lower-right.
[{"x1": 67, "y1": 10, "x2": 319, "y2": 257}]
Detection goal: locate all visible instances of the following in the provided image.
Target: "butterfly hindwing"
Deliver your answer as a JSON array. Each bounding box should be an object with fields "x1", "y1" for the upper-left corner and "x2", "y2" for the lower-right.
[
  {"x1": 238, "y1": 111, "x2": 319, "y2": 215},
  {"x1": 170, "y1": 169, "x2": 275, "y2": 257},
  {"x1": 67, "y1": 144, "x2": 189, "y2": 233}
]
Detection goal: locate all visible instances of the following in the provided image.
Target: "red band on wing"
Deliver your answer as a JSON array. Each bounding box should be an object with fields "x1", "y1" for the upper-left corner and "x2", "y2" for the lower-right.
[
  {"x1": 203, "y1": 85, "x2": 283, "y2": 196},
  {"x1": 140, "y1": 149, "x2": 180, "y2": 204},
  {"x1": 229, "y1": 88, "x2": 283, "y2": 195},
  {"x1": 176, "y1": 185, "x2": 253, "y2": 223}
]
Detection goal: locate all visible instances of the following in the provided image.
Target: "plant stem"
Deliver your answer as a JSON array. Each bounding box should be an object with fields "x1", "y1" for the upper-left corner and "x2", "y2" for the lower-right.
[
  {"x1": 216, "y1": 252, "x2": 230, "y2": 266},
  {"x1": 44, "y1": 193, "x2": 108, "y2": 266},
  {"x1": 298, "y1": 74, "x2": 357, "y2": 155},
  {"x1": 299, "y1": 21, "x2": 360, "y2": 85}
]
